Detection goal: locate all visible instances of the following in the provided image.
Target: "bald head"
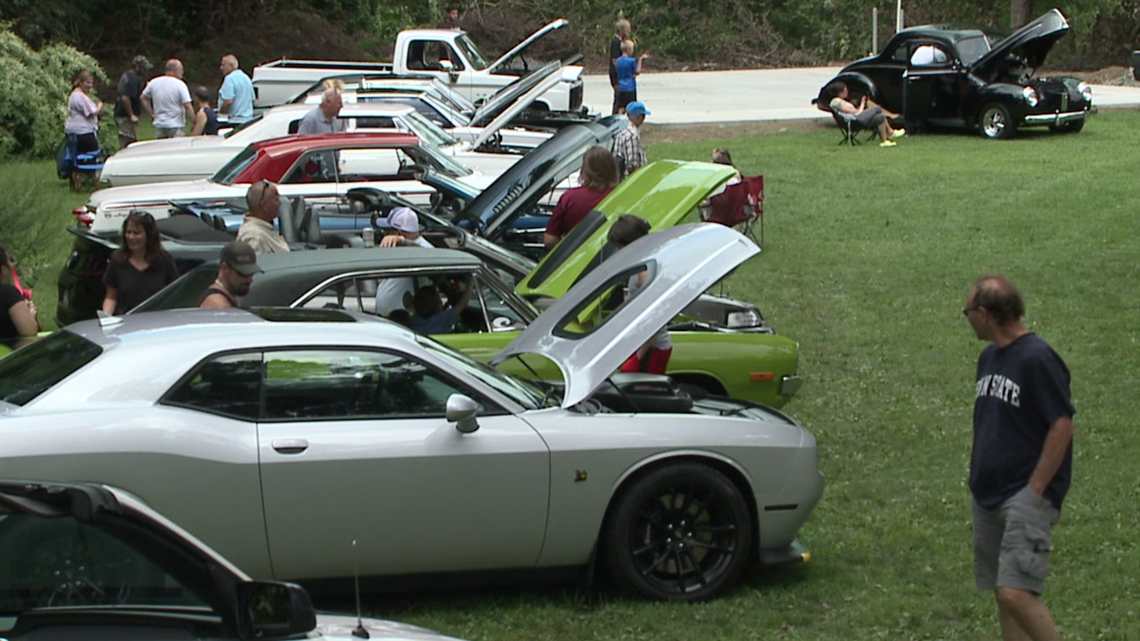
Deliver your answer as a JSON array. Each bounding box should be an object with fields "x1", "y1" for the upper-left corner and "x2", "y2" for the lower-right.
[
  {"x1": 165, "y1": 59, "x2": 184, "y2": 77},
  {"x1": 246, "y1": 180, "x2": 281, "y2": 222},
  {"x1": 221, "y1": 54, "x2": 240, "y2": 75}
]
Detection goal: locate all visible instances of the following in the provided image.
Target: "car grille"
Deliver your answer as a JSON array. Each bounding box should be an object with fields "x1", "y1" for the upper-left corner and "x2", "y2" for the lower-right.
[{"x1": 570, "y1": 83, "x2": 583, "y2": 111}]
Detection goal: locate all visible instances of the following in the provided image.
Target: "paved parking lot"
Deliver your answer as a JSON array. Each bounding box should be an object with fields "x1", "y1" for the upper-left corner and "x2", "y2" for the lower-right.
[{"x1": 582, "y1": 67, "x2": 1140, "y2": 124}]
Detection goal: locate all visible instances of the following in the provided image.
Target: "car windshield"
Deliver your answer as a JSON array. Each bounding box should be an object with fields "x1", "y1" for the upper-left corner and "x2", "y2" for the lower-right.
[
  {"x1": 0, "y1": 496, "x2": 209, "y2": 619},
  {"x1": 957, "y1": 34, "x2": 992, "y2": 65},
  {"x1": 402, "y1": 110, "x2": 461, "y2": 148},
  {"x1": 415, "y1": 141, "x2": 472, "y2": 177},
  {"x1": 211, "y1": 145, "x2": 259, "y2": 185},
  {"x1": 223, "y1": 114, "x2": 264, "y2": 139},
  {"x1": 417, "y1": 338, "x2": 542, "y2": 409},
  {"x1": 454, "y1": 34, "x2": 490, "y2": 71},
  {"x1": 0, "y1": 331, "x2": 102, "y2": 406}
]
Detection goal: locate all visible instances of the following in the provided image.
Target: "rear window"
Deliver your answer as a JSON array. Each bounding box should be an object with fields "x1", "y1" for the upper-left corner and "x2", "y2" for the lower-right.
[{"x1": 0, "y1": 332, "x2": 102, "y2": 406}]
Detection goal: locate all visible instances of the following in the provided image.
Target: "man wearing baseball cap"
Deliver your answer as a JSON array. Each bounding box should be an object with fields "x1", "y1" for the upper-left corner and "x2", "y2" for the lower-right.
[
  {"x1": 115, "y1": 55, "x2": 153, "y2": 149},
  {"x1": 375, "y1": 207, "x2": 434, "y2": 316},
  {"x1": 200, "y1": 241, "x2": 262, "y2": 308},
  {"x1": 379, "y1": 207, "x2": 433, "y2": 249},
  {"x1": 613, "y1": 101, "x2": 650, "y2": 180}
]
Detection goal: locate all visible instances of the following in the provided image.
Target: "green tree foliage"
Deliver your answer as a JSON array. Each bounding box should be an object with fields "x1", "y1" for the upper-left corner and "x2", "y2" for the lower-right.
[{"x1": 0, "y1": 26, "x2": 111, "y2": 158}]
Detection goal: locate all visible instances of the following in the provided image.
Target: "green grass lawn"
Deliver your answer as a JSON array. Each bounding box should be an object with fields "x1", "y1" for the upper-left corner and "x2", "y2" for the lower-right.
[{"x1": 4, "y1": 113, "x2": 1139, "y2": 640}]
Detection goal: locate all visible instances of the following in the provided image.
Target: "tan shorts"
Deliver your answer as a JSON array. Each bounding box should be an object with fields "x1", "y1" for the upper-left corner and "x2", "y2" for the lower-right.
[{"x1": 971, "y1": 485, "x2": 1060, "y2": 594}]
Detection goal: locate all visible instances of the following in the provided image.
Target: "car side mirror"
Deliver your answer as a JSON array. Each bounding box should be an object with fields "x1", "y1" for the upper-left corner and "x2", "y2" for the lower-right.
[
  {"x1": 446, "y1": 393, "x2": 480, "y2": 433},
  {"x1": 236, "y1": 581, "x2": 316, "y2": 640},
  {"x1": 439, "y1": 59, "x2": 454, "y2": 72}
]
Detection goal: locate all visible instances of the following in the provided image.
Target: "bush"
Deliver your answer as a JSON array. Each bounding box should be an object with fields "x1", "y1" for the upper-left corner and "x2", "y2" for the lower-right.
[{"x1": 0, "y1": 26, "x2": 112, "y2": 158}]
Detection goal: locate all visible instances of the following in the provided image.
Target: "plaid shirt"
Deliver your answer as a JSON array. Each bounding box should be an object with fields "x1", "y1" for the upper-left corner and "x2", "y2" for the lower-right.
[{"x1": 612, "y1": 122, "x2": 646, "y2": 180}]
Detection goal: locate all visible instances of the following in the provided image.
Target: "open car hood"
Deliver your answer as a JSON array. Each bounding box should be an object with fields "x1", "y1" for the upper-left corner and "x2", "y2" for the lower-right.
[
  {"x1": 469, "y1": 67, "x2": 566, "y2": 148},
  {"x1": 516, "y1": 160, "x2": 736, "y2": 301},
  {"x1": 970, "y1": 8, "x2": 1069, "y2": 78},
  {"x1": 493, "y1": 224, "x2": 759, "y2": 408},
  {"x1": 465, "y1": 119, "x2": 624, "y2": 237},
  {"x1": 487, "y1": 19, "x2": 570, "y2": 75},
  {"x1": 469, "y1": 61, "x2": 563, "y2": 127}
]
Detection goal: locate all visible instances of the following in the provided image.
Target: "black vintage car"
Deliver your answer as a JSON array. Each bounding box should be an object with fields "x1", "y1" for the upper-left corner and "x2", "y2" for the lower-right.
[{"x1": 816, "y1": 8, "x2": 1093, "y2": 139}]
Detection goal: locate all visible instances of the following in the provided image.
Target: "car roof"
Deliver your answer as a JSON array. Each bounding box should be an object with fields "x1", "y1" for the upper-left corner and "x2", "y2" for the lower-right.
[
  {"x1": 249, "y1": 132, "x2": 421, "y2": 156},
  {"x1": 66, "y1": 307, "x2": 416, "y2": 351},
  {"x1": 891, "y1": 25, "x2": 986, "y2": 43}
]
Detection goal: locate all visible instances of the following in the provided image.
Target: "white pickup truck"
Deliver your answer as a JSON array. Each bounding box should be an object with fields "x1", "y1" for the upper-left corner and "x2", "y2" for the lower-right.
[{"x1": 253, "y1": 19, "x2": 584, "y2": 112}]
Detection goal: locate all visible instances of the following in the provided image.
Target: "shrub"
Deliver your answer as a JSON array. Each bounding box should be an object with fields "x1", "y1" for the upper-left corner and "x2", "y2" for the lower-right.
[{"x1": 0, "y1": 26, "x2": 112, "y2": 158}]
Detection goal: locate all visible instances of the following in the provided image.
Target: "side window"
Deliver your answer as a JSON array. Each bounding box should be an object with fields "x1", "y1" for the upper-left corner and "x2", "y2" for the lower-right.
[
  {"x1": 910, "y1": 44, "x2": 949, "y2": 67},
  {"x1": 301, "y1": 277, "x2": 379, "y2": 314},
  {"x1": 283, "y1": 150, "x2": 337, "y2": 184},
  {"x1": 261, "y1": 349, "x2": 479, "y2": 420},
  {"x1": 472, "y1": 275, "x2": 527, "y2": 332},
  {"x1": 351, "y1": 116, "x2": 397, "y2": 131},
  {"x1": 337, "y1": 148, "x2": 403, "y2": 181},
  {"x1": 163, "y1": 352, "x2": 263, "y2": 420}
]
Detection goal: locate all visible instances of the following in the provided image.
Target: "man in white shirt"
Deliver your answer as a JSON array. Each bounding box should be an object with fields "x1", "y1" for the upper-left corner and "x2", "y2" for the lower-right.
[
  {"x1": 237, "y1": 180, "x2": 290, "y2": 255},
  {"x1": 375, "y1": 207, "x2": 433, "y2": 316},
  {"x1": 141, "y1": 59, "x2": 195, "y2": 138}
]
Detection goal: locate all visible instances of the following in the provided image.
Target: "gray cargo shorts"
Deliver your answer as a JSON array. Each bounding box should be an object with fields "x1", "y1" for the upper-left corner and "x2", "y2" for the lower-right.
[{"x1": 972, "y1": 485, "x2": 1061, "y2": 594}]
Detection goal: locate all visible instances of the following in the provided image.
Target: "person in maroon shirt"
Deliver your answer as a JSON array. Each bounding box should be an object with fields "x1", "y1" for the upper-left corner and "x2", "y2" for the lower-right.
[{"x1": 543, "y1": 146, "x2": 620, "y2": 250}]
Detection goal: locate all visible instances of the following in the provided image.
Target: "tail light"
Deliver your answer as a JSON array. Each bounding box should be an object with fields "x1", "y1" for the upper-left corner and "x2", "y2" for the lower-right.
[{"x1": 72, "y1": 206, "x2": 95, "y2": 228}]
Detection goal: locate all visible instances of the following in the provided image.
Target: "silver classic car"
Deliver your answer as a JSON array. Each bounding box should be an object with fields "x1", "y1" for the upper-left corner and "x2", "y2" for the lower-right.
[{"x1": 0, "y1": 224, "x2": 823, "y2": 601}]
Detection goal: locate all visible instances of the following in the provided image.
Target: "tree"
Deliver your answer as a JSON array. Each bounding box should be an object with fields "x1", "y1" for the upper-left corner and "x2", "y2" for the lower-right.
[{"x1": 1010, "y1": 0, "x2": 1033, "y2": 29}]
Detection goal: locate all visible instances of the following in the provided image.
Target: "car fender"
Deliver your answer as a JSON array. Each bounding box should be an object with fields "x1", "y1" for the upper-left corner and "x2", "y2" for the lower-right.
[{"x1": 973, "y1": 82, "x2": 1032, "y2": 119}]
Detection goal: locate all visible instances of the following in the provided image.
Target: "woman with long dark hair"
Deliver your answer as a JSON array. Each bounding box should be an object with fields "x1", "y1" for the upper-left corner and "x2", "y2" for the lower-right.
[
  {"x1": 543, "y1": 146, "x2": 621, "y2": 249},
  {"x1": 0, "y1": 245, "x2": 38, "y2": 349},
  {"x1": 102, "y1": 212, "x2": 179, "y2": 315}
]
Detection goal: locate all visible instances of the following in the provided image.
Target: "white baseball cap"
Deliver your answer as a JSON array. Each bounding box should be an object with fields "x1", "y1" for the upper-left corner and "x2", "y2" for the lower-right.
[{"x1": 388, "y1": 207, "x2": 419, "y2": 233}]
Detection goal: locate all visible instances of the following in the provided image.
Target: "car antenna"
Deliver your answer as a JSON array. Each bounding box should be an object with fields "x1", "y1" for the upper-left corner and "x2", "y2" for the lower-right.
[{"x1": 351, "y1": 539, "x2": 369, "y2": 639}]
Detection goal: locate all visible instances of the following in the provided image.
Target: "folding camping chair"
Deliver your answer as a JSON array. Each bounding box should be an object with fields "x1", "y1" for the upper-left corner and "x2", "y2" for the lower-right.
[
  {"x1": 701, "y1": 174, "x2": 765, "y2": 247},
  {"x1": 57, "y1": 134, "x2": 106, "y2": 190}
]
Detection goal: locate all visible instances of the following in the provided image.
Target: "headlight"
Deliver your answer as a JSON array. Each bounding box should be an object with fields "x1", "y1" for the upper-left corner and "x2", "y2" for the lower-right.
[
  {"x1": 1078, "y1": 81, "x2": 1092, "y2": 102},
  {"x1": 1022, "y1": 86, "x2": 1039, "y2": 107},
  {"x1": 727, "y1": 309, "x2": 762, "y2": 328}
]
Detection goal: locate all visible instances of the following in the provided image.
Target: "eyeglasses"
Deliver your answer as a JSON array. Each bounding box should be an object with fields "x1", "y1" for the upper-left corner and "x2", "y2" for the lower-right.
[{"x1": 962, "y1": 306, "x2": 981, "y2": 317}]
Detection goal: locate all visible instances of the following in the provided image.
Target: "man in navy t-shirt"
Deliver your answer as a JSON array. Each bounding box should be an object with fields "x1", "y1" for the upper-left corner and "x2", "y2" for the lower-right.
[{"x1": 963, "y1": 274, "x2": 1074, "y2": 641}]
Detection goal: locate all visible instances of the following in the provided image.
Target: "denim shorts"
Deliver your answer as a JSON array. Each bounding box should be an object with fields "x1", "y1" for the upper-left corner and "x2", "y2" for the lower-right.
[{"x1": 972, "y1": 485, "x2": 1061, "y2": 594}]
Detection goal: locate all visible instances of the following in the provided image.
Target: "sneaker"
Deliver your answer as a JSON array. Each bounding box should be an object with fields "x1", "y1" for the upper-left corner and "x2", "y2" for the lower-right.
[
  {"x1": 879, "y1": 140, "x2": 897, "y2": 148},
  {"x1": 891, "y1": 128, "x2": 907, "y2": 139}
]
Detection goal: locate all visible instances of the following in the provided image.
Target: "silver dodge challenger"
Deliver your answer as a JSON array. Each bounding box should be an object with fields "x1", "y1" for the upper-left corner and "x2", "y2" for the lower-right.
[{"x1": 0, "y1": 224, "x2": 823, "y2": 601}]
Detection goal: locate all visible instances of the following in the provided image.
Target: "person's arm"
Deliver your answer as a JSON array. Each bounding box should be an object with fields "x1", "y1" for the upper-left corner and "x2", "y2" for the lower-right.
[
  {"x1": 379, "y1": 234, "x2": 407, "y2": 248},
  {"x1": 453, "y1": 275, "x2": 475, "y2": 314},
  {"x1": 191, "y1": 108, "x2": 208, "y2": 136},
  {"x1": 141, "y1": 94, "x2": 154, "y2": 118},
  {"x1": 221, "y1": 98, "x2": 234, "y2": 115},
  {"x1": 183, "y1": 101, "x2": 195, "y2": 126},
  {"x1": 543, "y1": 232, "x2": 561, "y2": 249},
  {"x1": 93, "y1": 95, "x2": 104, "y2": 116},
  {"x1": 8, "y1": 300, "x2": 37, "y2": 345},
  {"x1": 1028, "y1": 415, "x2": 1074, "y2": 499},
  {"x1": 101, "y1": 287, "x2": 118, "y2": 315},
  {"x1": 635, "y1": 52, "x2": 648, "y2": 75}
]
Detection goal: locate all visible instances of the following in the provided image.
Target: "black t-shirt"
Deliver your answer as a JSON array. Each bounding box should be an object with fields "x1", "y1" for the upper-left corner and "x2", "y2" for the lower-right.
[
  {"x1": 970, "y1": 333, "x2": 1075, "y2": 510},
  {"x1": 0, "y1": 283, "x2": 26, "y2": 348},
  {"x1": 609, "y1": 35, "x2": 623, "y2": 85},
  {"x1": 115, "y1": 71, "x2": 146, "y2": 118},
  {"x1": 103, "y1": 254, "x2": 180, "y2": 314}
]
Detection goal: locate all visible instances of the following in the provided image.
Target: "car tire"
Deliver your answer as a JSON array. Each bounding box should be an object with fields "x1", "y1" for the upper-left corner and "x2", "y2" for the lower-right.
[
  {"x1": 604, "y1": 462, "x2": 752, "y2": 601},
  {"x1": 978, "y1": 103, "x2": 1017, "y2": 139}
]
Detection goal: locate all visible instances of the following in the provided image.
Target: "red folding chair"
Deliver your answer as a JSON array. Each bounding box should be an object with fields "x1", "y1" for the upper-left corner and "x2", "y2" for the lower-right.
[{"x1": 701, "y1": 175, "x2": 765, "y2": 247}]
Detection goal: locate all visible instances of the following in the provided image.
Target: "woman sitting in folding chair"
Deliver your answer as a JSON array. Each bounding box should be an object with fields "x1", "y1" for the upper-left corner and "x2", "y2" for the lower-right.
[{"x1": 825, "y1": 80, "x2": 905, "y2": 148}]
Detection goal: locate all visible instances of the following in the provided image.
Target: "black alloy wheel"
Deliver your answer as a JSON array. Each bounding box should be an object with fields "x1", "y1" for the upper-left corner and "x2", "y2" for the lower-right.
[{"x1": 605, "y1": 463, "x2": 752, "y2": 601}]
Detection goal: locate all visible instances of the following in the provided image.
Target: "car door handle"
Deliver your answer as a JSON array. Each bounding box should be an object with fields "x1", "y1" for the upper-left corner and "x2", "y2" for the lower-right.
[{"x1": 272, "y1": 439, "x2": 309, "y2": 455}]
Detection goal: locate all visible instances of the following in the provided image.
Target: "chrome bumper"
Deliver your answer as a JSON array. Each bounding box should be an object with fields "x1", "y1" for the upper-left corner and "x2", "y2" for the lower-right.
[
  {"x1": 1024, "y1": 110, "x2": 1088, "y2": 125},
  {"x1": 780, "y1": 374, "x2": 804, "y2": 397}
]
